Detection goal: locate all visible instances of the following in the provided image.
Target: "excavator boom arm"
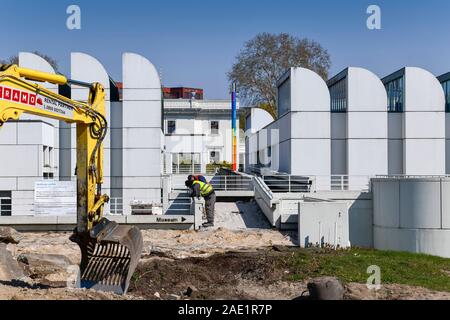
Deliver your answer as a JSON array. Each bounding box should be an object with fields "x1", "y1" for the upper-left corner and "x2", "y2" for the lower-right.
[
  {"x1": 0, "y1": 64, "x2": 142, "y2": 295},
  {"x1": 0, "y1": 64, "x2": 106, "y2": 232}
]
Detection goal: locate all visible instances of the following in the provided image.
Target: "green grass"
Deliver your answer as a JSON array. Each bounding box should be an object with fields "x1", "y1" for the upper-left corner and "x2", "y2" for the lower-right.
[{"x1": 282, "y1": 248, "x2": 450, "y2": 292}]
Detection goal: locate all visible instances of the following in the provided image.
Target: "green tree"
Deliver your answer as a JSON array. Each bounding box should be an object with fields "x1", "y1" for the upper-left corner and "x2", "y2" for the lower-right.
[{"x1": 228, "y1": 33, "x2": 331, "y2": 118}]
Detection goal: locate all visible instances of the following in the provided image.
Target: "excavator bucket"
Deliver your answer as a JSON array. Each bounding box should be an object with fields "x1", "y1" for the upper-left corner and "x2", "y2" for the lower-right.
[{"x1": 70, "y1": 218, "x2": 143, "y2": 295}]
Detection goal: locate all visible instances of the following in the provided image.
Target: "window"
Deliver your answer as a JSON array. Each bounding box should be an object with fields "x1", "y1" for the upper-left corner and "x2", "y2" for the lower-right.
[
  {"x1": 442, "y1": 81, "x2": 450, "y2": 112},
  {"x1": 385, "y1": 76, "x2": 404, "y2": 112},
  {"x1": 210, "y1": 151, "x2": 220, "y2": 163},
  {"x1": 172, "y1": 153, "x2": 201, "y2": 174},
  {"x1": 278, "y1": 77, "x2": 291, "y2": 118},
  {"x1": 43, "y1": 146, "x2": 50, "y2": 168},
  {"x1": 210, "y1": 121, "x2": 219, "y2": 135},
  {"x1": 0, "y1": 191, "x2": 12, "y2": 216},
  {"x1": 329, "y1": 77, "x2": 348, "y2": 113},
  {"x1": 167, "y1": 120, "x2": 176, "y2": 134},
  {"x1": 43, "y1": 172, "x2": 54, "y2": 179}
]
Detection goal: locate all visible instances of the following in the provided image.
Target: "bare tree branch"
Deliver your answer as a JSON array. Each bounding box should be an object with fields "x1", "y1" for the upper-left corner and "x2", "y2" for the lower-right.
[{"x1": 228, "y1": 33, "x2": 331, "y2": 119}]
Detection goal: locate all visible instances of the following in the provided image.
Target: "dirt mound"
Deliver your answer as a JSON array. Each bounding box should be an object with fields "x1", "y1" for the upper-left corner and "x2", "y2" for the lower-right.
[
  {"x1": 129, "y1": 249, "x2": 298, "y2": 300},
  {"x1": 129, "y1": 248, "x2": 450, "y2": 301},
  {"x1": 0, "y1": 283, "x2": 131, "y2": 300}
]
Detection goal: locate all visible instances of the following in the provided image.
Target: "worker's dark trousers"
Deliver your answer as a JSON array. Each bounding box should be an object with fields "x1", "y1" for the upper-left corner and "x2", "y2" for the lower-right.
[{"x1": 204, "y1": 192, "x2": 216, "y2": 224}]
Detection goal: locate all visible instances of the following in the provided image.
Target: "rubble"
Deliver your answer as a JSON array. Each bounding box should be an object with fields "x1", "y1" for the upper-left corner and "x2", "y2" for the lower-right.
[
  {"x1": 0, "y1": 227, "x2": 23, "y2": 244},
  {"x1": 17, "y1": 253, "x2": 74, "y2": 287},
  {"x1": 307, "y1": 277, "x2": 345, "y2": 300},
  {"x1": 0, "y1": 244, "x2": 26, "y2": 282}
]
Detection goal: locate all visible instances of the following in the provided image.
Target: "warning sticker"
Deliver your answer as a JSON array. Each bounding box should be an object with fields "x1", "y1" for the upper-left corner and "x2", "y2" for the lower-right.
[{"x1": 0, "y1": 85, "x2": 74, "y2": 118}]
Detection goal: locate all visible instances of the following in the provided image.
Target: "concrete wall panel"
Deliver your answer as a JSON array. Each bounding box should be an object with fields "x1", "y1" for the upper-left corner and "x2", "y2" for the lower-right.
[
  {"x1": 0, "y1": 123, "x2": 17, "y2": 144},
  {"x1": 346, "y1": 67, "x2": 388, "y2": 184},
  {"x1": 290, "y1": 68, "x2": 331, "y2": 112},
  {"x1": 403, "y1": 139, "x2": 445, "y2": 175},
  {"x1": 347, "y1": 140, "x2": 387, "y2": 175},
  {"x1": 291, "y1": 112, "x2": 330, "y2": 139},
  {"x1": 404, "y1": 112, "x2": 445, "y2": 138},
  {"x1": 404, "y1": 68, "x2": 446, "y2": 111},
  {"x1": 290, "y1": 139, "x2": 330, "y2": 176},
  {"x1": 123, "y1": 149, "x2": 162, "y2": 177},
  {"x1": 400, "y1": 180, "x2": 441, "y2": 229},
  {"x1": 373, "y1": 179, "x2": 400, "y2": 228},
  {"x1": 442, "y1": 181, "x2": 450, "y2": 229},
  {"x1": 0, "y1": 146, "x2": 40, "y2": 177},
  {"x1": 374, "y1": 226, "x2": 450, "y2": 258},
  {"x1": 347, "y1": 67, "x2": 388, "y2": 112},
  {"x1": 298, "y1": 202, "x2": 349, "y2": 248}
]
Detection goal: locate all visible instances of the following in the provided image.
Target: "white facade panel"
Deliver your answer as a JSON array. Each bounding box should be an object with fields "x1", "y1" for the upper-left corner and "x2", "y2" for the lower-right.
[
  {"x1": 399, "y1": 180, "x2": 441, "y2": 229},
  {"x1": 0, "y1": 123, "x2": 17, "y2": 144},
  {"x1": 404, "y1": 112, "x2": 445, "y2": 138},
  {"x1": 290, "y1": 112, "x2": 330, "y2": 139},
  {"x1": 404, "y1": 68, "x2": 446, "y2": 111},
  {"x1": 373, "y1": 180, "x2": 400, "y2": 228},
  {"x1": 403, "y1": 139, "x2": 445, "y2": 175},
  {"x1": 402, "y1": 67, "x2": 446, "y2": 175},
  {"x1": 374, "y1": 226, "x2": 450, "y2": 258},
  {"x1": 122, "y1": 149, "x2": 162, "y2": 177},
  {"x1": 290, "y1": 139, "x2": 331, "y2": 176},
  {"x1": 122, "y1": 101, "x2": 162, "y2": 128},
  {"x1": 0, "y1": 178, "x2": 17, "y2": 190},
  {"x1": 346, "y1": 67, "x2": 388, "y2": 185},
  {"x1": 347, "y1": 140, "x2": 387, "y2": 175},
  {"x1": 0, "y1": 145, "x2": 40, "y2": 177},
  {"x1": 347, "y1": 112, "x2": 387, "y2": 139},
  {"x1": 123, "y1": 128, "x2": 164, "y2": 149},
  {"x1": 290, "y1": 68, "x2": 330, "y2": 111}
]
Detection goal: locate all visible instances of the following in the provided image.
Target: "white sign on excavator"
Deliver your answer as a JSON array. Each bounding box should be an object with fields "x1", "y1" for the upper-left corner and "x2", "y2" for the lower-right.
[{"x1": 0, "y1": 85, "x2": 74, "y2": 118}]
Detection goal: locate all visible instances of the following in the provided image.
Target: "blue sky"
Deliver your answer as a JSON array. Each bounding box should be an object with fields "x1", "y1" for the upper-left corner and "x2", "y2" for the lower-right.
[{"x1": 1, "y1": 0, "x2": 449, "y2": 99}]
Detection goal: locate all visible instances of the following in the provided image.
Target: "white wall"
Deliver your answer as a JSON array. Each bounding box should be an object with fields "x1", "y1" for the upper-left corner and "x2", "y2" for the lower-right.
[
  {"x1": 248, "y1": 67, "x2": 331, "y2": 186},
  {"x1": 70, "y1": 53, "x2": 112, "y2": 212},
  {"x1": 122, "y1": 53, "x2": 163, "y2": 213},
  {"x1": 346, "y1": 67, "x2": 388, "y2": 188},
  {"x1": 403, "y1": 68, "x2": 446, "y2": 175},
  {"x1": 373, "y1": 178, "x2": 450, "y2": 258},
  {"x1": 0, "y1": 52, "x2": 60, "y2": 216}
]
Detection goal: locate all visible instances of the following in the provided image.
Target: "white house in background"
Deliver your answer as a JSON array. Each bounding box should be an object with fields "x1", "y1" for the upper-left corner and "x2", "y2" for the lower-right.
[
  {"x1": 382, "y1": 68, "x2": 446, "y2": 175},
  {"x1": 163, "y1": 99, "x2": 245, "y2": 174}
]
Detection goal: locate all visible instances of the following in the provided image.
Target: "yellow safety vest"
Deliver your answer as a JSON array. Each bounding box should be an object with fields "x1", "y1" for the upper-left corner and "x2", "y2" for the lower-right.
[{"x1": 192, "y1": 180, "x2": 214, "y2": 197}]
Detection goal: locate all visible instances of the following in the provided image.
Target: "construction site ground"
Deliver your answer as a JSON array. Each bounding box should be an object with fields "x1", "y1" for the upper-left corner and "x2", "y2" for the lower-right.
[{"x1": 1, "y1": 201, "x2": 450, "y2": 300}]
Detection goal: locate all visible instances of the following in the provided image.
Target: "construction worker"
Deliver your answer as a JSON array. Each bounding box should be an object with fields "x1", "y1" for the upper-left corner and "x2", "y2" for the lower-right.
[
  {"x1": 185, "y1": 178, "x2": 216, "y2": 228},
  {"x1": 188, "y1": 174, "x2": 208, "y2": 184}
]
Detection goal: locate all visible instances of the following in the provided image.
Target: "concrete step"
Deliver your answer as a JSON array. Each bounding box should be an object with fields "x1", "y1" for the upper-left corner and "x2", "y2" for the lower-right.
[{"x1": 169, "y1": 192, "x2": 191, "y2": 201}]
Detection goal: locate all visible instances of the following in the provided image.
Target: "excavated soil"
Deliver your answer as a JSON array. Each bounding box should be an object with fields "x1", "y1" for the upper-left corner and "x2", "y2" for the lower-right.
[{"x1": 0, "y1": 206, "x2": 449, "y2": 300}]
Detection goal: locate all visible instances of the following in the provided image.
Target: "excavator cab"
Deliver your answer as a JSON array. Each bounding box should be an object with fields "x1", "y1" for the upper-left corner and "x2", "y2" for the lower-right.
[{"x1": 0, "y1": 64, "x2": 143, "y2": 295}]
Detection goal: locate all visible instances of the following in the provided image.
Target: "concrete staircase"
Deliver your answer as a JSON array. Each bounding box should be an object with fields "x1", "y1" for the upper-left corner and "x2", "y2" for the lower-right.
[{"x1": 165, "y1": 190, "x2": 192, "y2": 216}]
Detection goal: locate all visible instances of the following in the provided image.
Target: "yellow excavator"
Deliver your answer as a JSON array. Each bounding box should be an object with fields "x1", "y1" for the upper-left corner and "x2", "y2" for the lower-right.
[{"x1": 0, "y1": 64, "x2": 143, "y2": 295}]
